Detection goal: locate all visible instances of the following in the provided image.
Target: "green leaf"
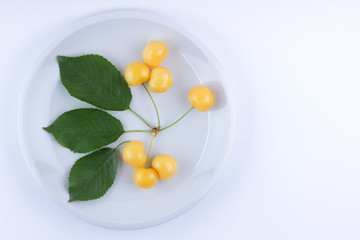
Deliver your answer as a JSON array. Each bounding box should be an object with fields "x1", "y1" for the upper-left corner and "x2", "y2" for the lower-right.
[
  {"x1": 68, "y1": 148, "x2": 118, "y2": 202},
  {"x1": 57, "y1": 55, "x2": 132, "y2": 111},
  {"x1": 44, "y1": 108, "x2": 124, "y2": 153}
]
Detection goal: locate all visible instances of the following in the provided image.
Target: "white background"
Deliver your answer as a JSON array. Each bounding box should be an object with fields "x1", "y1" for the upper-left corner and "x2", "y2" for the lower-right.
[{"x1": 1, "y1": 0, "x2": 360, "y2": 239}]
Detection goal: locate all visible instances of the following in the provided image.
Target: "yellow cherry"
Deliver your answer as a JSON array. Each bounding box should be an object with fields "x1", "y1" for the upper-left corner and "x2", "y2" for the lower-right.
[
  {"x1": 125, "y1": 62, "x2": 150, "y2": 87},
  {"x1": 133, "y1": 167, "x2": 158, "y2": 189},
  {"x1": 148, "y1": 66, "x2": 172, "y2": 93},
  {"x1": 152, "y1": 154, "x2": 177, "y2": 180},
  {"x1": 188, "y1": 86, "x2": 214, "y2": 111},
  {"x1": 122, "y1": 141, "x2": 146, "y2": 167},
  {"x1": 142, "y1": 41, "x2": 168, "y2": 67}
]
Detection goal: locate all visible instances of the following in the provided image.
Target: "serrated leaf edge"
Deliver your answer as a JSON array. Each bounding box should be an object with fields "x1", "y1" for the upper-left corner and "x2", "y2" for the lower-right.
[
  {"x1": 43, "y1": 108, "x2": 123, "y2": 153},
  {"x1": 57, "y1": 54, "x2": 132, "y2": 111},
  {"x1": 68, "y1": 148, "x2": 118, "y2": 202}
]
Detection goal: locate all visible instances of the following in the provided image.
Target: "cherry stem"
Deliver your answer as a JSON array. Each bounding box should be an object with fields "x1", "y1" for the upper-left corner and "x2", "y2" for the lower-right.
[
  {"x1": 128, "y1": 107, "x2": 152, "y2": 128},
  {"x1": 145, "y1": 131, "x2": 155, "y2": 168},
  {"x1": 159, "y1": 106, "x2": 195, "y2": 132},
  {"x1": 115, "y1": 140, "x2": 130, "y2": 150},
  {"x1": 125, "y1": 130, "x2": 153, "y2": 133},
  {"x1": 142, "y1": 83, "x2": 160, "y2": 127}
]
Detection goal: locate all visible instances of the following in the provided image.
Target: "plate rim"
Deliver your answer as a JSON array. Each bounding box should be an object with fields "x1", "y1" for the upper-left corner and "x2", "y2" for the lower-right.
[{"x1": 18, "y1": 10, "x2": 237, "y2": 229}]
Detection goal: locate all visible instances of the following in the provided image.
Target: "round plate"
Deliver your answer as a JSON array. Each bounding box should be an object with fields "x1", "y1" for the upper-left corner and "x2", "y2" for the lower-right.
[{"x1": 19, "y1": 11, "x2": 235, "y2": 229}]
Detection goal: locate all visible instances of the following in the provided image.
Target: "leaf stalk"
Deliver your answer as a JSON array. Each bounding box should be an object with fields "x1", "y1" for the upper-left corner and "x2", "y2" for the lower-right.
[{"x1": 128, "y1": 107, "x2": 153, "y2": 128}]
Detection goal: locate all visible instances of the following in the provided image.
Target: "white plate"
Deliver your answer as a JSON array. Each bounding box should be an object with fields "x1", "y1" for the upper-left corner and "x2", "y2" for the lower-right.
[{"x1": 18, "y1": 11, "x2": 236, "y2": 229}]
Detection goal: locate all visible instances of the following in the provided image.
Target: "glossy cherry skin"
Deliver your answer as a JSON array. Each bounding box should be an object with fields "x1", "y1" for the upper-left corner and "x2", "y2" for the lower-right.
[
  {"x1": 122, "y1": 141, "x2": 147, "y2": 167},
  {"x1": 188, "y1": 86, "x2": 214, "y2": 111},
  {"x1": 125, "y1": 62, "x2": 150, "y2": 87},
  {"x1": 133, "y1": 167, "x2": 159, "y2": 188},
  {"x1": 148, "y1": 66, "x2": 172, "y2": 93},
  {"x1": 152, "y1": 154, "x2": 177, "y2": 180},
  {"x1": 142, "y1": 41, "x2": 168, "y2": 67}
]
